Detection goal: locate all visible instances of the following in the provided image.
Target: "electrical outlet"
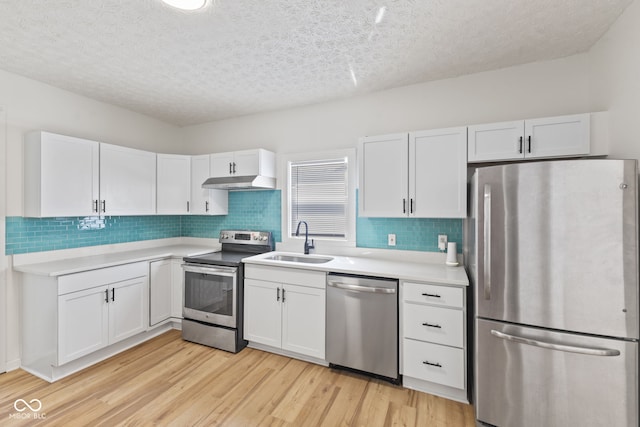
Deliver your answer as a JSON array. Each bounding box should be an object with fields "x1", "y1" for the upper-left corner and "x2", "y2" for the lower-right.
[
  {"x1": 438, "y1": 234, "x2": 448, "y2": 251},
  {"x1": 388, "y1": 234, "x2": 396, "y2": 246}
]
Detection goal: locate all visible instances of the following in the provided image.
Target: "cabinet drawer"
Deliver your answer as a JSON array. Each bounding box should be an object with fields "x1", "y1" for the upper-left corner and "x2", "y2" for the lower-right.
[
  {"x1": 403, "y1": 339, "x2": 464, "y2": 389},
  {"x1": 58, "y1": 262, "x2": 149, "y2": 295},
  {"x1": 403, "y1": 282, "x2": 463, "y2": 308},
  {"x1": 244, "y1": 264, "x2": 325, "y2": 289},
  {"x1": 403, "y1": 303, "x2": 463, "y2": 347}
]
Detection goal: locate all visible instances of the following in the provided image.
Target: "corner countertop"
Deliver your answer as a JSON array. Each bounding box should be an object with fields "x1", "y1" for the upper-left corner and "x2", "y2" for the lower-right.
[
  {"x1": 12, "y1": 244, "x2": 216, "y2": 277},
  {"x1": 242, "y1": 252, "x2": 469, "y2": 286}
]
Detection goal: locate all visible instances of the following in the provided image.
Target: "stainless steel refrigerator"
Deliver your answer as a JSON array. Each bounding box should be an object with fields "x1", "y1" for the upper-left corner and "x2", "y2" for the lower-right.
[{"x1": 465, "y1": 159, "x2": 639, "y2": 427}]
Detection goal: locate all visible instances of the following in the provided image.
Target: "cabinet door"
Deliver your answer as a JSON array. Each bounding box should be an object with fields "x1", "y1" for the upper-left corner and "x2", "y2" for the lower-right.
[
  {"x1": 108, "y1": 276, "x2": 149, "y2": 344},
  {"x1": 24, "y1": 132, "x2": 99, "y2": 217},
  {"x1": 100, "y1": 143, "x2": 157, "y2": 215},
  {"x1": 410, "y1": 127, "x2": 467, "y2": 218},
  {"x1": 359, "y1": 133, "x2": 409, "y2": 217},
  {"x1": 243, "y1": 279, "x2": 281, "y2": 348},
  {"x1": 281, "y1": 284, "x2": 325, "y2": 359},
  {"x1": 157, "y1": 154, "x2": 191, "y2": 214},
  {"x1": 524, "y1": 113, "x2": 590, "y2": 159},
  {"x1": 170, "y1": 259, "x2": 184, "y2": 318},
  {"x1": 191, "y1": 155, "x2": 228, "y2": 215},
  {"x1": 467, "y1": 121, "x2": 524, "y2": 162},
  {"x1": 210, "y1": 152, "x2": 235, "y2": 178},
  {"x1": 58, "y1": 286, "x2": 109, "y2": 365},
  {"x1": 233, "y1": 150, "x2": 260, "y2": 176},
  {"x1": 149, "y1": 260, "x2": 172, "y2": 326}
]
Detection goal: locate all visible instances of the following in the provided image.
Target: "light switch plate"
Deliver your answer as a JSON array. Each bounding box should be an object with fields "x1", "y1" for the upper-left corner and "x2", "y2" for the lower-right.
[{"x1": 388, "y1": 234, "x2": 396, "y2": 246}]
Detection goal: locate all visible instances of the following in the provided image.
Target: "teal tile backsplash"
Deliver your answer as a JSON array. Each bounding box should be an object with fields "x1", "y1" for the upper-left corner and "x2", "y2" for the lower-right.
[
  {"x1": 181, "y1": 190, "x2": 282, "y2": 241},
  {"x1": 6, "y1": 189, "x2": 463, "y2": 255},
  {"x1": 6, "y1": 215, "x2": 181, "y2": 255}
]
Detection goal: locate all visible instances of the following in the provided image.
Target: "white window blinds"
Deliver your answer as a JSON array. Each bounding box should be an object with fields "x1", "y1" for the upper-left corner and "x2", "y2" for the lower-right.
[{"x1": 289, "y1": 158, "x2": 348, "y2": 238}]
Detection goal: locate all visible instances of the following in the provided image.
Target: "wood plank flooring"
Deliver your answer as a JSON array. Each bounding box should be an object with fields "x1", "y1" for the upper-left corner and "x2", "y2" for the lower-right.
[{"x1": 0, "y1": 330, "x2": 475, "y2": 426}]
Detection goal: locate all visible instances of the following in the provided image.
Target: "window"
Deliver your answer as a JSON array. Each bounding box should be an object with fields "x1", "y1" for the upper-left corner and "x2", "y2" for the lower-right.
[{"x1": 283, "y1": 149, "x2": 356, "y2": 247}]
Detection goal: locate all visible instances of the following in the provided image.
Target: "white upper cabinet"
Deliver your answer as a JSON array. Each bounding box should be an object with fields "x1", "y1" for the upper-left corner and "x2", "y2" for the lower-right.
[
  {"x1": 24, "y1": 131, "x2": 100, "y2": 217},
  {"x1": 190, "y1": 155, "x2": 228, "y2": 215},
  {"x1": 210, "y1": 149, "x2": 275, "y2": 178},
  {"x1": 156, "y1": 154, "x2": 191, "y2": 214},
  {"x1": 468, "y1": 113, "x2": 590, "y2": 163},
  {"x1": 99, "y1": 143, "x2": 157, "y2": 215},
  {"x1": 359, "y1": 133, "x2": 409, "y2": 218},
  {"x1": 410, "y1": 127, "x2": 467, "y2": 218},
  {"x1": 359, "y1": 127, "x2": 467, "y2": 218}
]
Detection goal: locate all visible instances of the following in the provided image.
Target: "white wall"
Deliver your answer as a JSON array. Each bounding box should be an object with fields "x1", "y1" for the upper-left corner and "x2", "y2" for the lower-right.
[
  {"x1": 588, "y1": 0, "x2": 640, "y2": 162},
  {"x1": 182, "y1": 53, "x2": 592, "y2": 155}
]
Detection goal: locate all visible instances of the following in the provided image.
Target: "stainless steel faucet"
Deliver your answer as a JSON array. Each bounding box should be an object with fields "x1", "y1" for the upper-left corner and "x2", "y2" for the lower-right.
[{"x1": 295, "y1": 221, "x2": 315, "y2": 254}]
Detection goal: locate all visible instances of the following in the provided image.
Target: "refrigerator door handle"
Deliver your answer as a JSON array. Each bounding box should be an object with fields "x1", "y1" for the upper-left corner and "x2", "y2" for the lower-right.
[
  {"x1": 483, "y1": 183, "x2": 492, "y2": 300},
  {"x1": 490, "y1": 330, "x2": 621, "y2": 357}
]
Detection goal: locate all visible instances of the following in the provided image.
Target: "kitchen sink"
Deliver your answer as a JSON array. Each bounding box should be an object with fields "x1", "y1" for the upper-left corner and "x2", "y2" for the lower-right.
[{"x1": 263, "y1": 254, "x2": 334, "y2": 264}]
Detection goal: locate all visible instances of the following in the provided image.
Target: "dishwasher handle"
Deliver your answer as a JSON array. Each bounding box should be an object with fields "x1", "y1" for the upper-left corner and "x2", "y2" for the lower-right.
[{"x1": 327, "y1": 280, "x2": 396, "y2": 294}]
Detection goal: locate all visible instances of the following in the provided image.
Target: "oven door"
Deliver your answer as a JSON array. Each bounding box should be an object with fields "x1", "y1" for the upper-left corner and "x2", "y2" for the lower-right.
[{"x1": 182, "y1": 264, "x2": 238, "y2": 328}]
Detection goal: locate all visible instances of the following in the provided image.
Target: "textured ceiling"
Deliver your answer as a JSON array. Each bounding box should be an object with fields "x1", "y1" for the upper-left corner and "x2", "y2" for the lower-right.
[{"x1": 0, "y1": 0, "x2": 633, "y2": 126}]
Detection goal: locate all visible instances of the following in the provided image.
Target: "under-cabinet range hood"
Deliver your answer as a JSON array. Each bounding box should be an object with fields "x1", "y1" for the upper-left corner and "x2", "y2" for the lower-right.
[{"x1": 202, "y1": 175, "x2": 276, "y2": 190}]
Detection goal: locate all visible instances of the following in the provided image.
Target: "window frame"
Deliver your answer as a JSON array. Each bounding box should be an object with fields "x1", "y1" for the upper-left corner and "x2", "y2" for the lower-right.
[{"x1": 280, "y1": 148, "x2": 356, "y2": 249}]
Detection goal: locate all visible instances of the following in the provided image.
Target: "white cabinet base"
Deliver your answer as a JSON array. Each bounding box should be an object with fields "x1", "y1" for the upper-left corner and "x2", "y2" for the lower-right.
[
  {"x1": 247, "y1": 341, "x2": 329, "y2": 367},
  {"x1": 22, "y1": 322, "x2": 177, "y2": 383},
  {"x1": 402, "y1": 376, "x2": 469, "y2": 404}
]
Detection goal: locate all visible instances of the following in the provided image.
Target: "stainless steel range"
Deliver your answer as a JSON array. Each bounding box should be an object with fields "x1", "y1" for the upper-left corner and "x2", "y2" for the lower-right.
[{"x1": 182, "y1": 229, "x2": 274, "y2": 353}]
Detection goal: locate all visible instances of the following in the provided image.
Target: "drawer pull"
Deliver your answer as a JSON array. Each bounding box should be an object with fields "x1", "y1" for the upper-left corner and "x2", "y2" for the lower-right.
[
  {"x1": 422, "y1": 322, "x2": 442, "y2": 328},
  {"x1": 422, "y1": 293, "x2": 441, "y2": 298},
  {"x1": 423, "y1": 360, "x2": 442, "y2": 368}
]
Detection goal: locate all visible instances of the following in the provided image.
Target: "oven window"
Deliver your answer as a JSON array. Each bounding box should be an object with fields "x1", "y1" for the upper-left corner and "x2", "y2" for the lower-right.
[{"x1": 184, "y1": 271, "x2": 235, "y2": 316}]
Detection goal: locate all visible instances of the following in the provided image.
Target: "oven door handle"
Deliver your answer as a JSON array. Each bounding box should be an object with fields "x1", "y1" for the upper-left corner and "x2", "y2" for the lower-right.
[{"x1": 182, "y1": 264, "x2": 238, "y2": 276}]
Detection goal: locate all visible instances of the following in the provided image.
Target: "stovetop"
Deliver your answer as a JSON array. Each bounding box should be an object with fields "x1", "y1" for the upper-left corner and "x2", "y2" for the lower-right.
[
  {"x1": 183, "y1": 250, "x2": 259, "y2": 267},
  {"x1": 183, "y1": 229, "x2": 274, "y2": 267}
]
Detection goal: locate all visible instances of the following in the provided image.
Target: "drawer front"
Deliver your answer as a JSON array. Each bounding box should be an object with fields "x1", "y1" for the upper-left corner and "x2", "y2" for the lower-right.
[
  {"x1": 403, "y1": 282, "x2": 463, "y2": 308},
  {"x1": 403, "y1": 339, "x2": 465, "y2": 389},
  {"x1": 403, "y1": 303, "x2": 464, "y2": 347},
  {"x1": 58, "y1": 262, "x2": 149, "y2": 295},
  {"x1": 244, "y1": 264, "x2": 326, "y2": 289}
]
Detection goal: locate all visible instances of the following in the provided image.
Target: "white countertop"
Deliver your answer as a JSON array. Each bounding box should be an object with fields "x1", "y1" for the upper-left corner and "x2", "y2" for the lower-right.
[
  {"x1": 13, "y1": 244, "x2": 216, "y2": 277},
  {"x1": 243, "y1": 252, "x2": 469, "y2": 286}
]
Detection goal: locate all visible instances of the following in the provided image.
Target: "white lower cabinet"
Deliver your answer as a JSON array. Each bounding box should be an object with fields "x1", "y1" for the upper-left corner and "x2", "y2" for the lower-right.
[
  {"x1": 22, "y1": 262, "x2": 150, "y2": 379},
  {"x1": 244, "y1": 265, "x2": 326, "y2": 360},
  {"x1": 401, "y1": 281, "x2": 468, "y2": 403},
  {"x1": 149, "y1": 259, "x2": 172, "y2": 326},
  {"x1": 57, "y1": 266, "x2": 149, "y2": 365}
]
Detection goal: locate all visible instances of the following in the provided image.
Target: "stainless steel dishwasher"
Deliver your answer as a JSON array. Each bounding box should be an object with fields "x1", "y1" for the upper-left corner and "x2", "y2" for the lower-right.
[{"x1": 326, "y1": 273, "x2": 399, "y2": 383}]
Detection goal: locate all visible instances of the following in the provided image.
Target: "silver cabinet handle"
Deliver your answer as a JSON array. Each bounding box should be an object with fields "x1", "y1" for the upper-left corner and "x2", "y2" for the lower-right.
[
  {"x1": 402, "y1": 198, "x2": 406, "y2": 214},
  {"x1": 101, "y1": 200, "x2": 106, "y2": 213},
  {"x1": 232, "y1": 162, "x2": 237, "y2": 174},
  {"x1": 229, "y1": 162, "x2": 232, "y2": 175},
  {"x1": 277, "y1": 287, "x2": 280, "y2": 301},
  {"x1": 327, "y1": 281, "x2": 396, "y2": 294},
  {"x1": 205, "y1": 201, "x2": 209, "y2": 212},
  {"x1": 490, "y1": 330, "x2": 621, "y2": 357},
  {"x1": 282, "y1": 288, "x2": 286, "y2": 302},
  {"x1": 93, "y1": 199, "x2": 99, "y2": 213},
  {"x1": 483, "y1": 184, "x2": 491, "y2": 300}
]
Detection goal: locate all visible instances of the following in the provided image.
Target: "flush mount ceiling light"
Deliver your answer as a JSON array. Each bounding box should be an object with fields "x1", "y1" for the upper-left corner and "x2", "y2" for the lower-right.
[{"x1": 161, "y1": 0, "x2": 208, "y2": 11}]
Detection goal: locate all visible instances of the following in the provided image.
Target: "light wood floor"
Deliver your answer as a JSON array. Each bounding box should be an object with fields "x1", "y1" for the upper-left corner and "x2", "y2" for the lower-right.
[{"x1": 0, "y1": 330, "x2": 475, "y2": 426}]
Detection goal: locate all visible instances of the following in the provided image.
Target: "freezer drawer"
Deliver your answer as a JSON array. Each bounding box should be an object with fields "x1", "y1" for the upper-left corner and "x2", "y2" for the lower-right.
[{"x1": 476, "y1": 318, "x2": 638, "y2": 427}]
